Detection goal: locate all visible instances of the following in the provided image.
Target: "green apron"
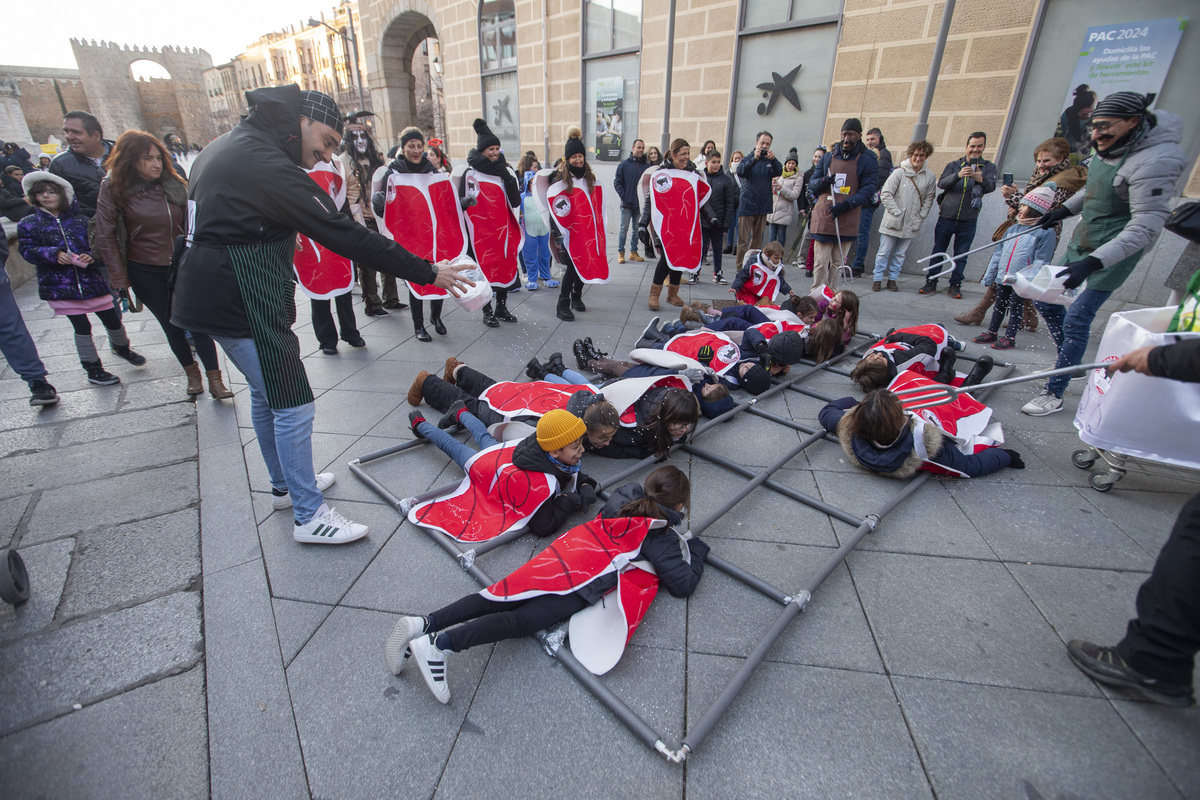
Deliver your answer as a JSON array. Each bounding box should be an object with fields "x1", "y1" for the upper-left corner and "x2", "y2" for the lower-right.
[
  {"x1": 1067, "y1": 153, "x2": 1142, "y2": 293},
  {"x1": 228, "y1": 239, "x2": 314, "y2": 409}
]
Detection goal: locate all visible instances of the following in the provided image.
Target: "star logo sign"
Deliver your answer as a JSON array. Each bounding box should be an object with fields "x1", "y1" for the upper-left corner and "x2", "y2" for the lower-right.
[
  {"x1": 492, "y1": 95, "x2": 513, "y2": 126},
  {"x1": 756, "y1": 64, "x2": 802, "y2": 116}
]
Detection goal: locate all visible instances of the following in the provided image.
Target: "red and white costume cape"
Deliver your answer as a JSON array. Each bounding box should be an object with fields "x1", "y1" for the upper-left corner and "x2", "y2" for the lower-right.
[
  {"x1": 735, "y1": 251, "x2": 784, "y2": 304},
  {"x1": 408, "y1": 440, "x2": 558, "y2": 542},
  {"x1": 888, "y1": 370, "x2": 1005, "y2": 476},
  {"x1": 374, "y1": 171, "x2": 467, "y2": 298},
  {"x1": 480, "y1": 516, "x2": 667, "y2": 674},
  {"x1": 600, "y1": 374, "x2": 691, "y2": 427},
  {"x1": 477, "y1": 380, "x2": 598, "y2": 420},
  {"x1": 866, "y1": 324, "x2": 955, "y2": 372},
  {"x1": 747, "y1": 319, "x2": 809, "y2": 341},
  {"x1": 456, "y1": 166, "x2": 522, "y2": 288},
  {"x1": 533, "y1": 171, "x2": 610, "y2": 283},
  {"x1": 648, "y1": 169, "x2": 711, "y2": 274},
  {"x1": 293, "y1": 160, "x2": 354, "y2": 299}
]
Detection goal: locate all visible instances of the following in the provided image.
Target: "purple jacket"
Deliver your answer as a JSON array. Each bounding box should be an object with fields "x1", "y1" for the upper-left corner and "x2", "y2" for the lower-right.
[{"x1": 17, "y1": 201, "x2": 111, "y2": 302}]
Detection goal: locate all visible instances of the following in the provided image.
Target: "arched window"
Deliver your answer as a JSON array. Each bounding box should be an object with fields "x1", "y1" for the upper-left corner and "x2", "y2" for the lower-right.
[{"x1": 478, "y1": 0, "x2": 520, "y2": 153}]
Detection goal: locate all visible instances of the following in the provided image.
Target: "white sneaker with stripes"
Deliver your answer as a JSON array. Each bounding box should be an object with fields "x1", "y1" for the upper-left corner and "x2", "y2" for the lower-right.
[
  {"x1": 411, "y1": 633, "x2": 451, "y2": 704},
  {"x1": 293, "y1": 503, "x2": 369, "y2": 544},
  {"x1": 272, "y1": 472, "x2": 337, "y2": 509},
  {"x1": 385, "y1": 615, "x2": 426, "y2": 675}
]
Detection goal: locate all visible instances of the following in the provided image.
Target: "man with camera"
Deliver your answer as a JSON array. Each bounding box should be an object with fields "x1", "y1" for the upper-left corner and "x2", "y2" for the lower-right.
[
  {"x1": 734, "y1": 131, "x2": 783, "y2": 267},
  {"x1": 919, "y1": 132, "x2": 997, "y2": 298}
]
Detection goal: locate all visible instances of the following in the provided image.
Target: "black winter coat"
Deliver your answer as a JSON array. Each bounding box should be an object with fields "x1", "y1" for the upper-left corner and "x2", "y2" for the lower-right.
[
  {"x1": 48, "y1": 142, "x2": 113, "y2": 218},
  {"x1": 598, "y1": 483, "x2": 708, "y2": 600},
  {"x1": 614, "y1": 154, "x2": 651, "y2": 208},
  {"x1": 701, "y1": 167, "x2": 739, "y2": 230},
  {"x1": 511, "y1": 434, "x2": 598, "y2": 538}
]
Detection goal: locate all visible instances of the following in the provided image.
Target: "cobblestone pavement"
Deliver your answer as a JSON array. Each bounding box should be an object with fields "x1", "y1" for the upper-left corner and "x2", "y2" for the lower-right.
[{"x1": 1, "y1": 248, "x2": 1197, "y2": 799}]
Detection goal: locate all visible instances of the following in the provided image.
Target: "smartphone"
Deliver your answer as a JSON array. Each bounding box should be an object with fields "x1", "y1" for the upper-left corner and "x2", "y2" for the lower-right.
[
  {"x1": 970, "y1": 157, "x2": 982, "y2": 168},
  {"x1": 1003, "y1": 173, "x2": 1014, "y2": 186}
]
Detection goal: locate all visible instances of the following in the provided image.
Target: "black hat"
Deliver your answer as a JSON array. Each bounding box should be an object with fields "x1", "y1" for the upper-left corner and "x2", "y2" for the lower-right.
[
  {"x1": 741, "y1": 363, "x2": 770, "y2": 395},
  {"x1": 1092, "y1": 91, "x2": 1155, "y2": 119},
  {"x1": 399, "y1": 126, "x2": 425, "y2": 149},
  {"x1": 841, "y1": 118, "x2": 863, "y2": 134},
  {"x1": 767, "y1": 331, "x2": 805, "y2": 365},
  {"x1": 785, "y1": 147, "x2": 799, "y2": 166},
  {"x1": 298, "y1": 91, "x2": 343, "y2": 135},
  {"x1": 473, "y1": 117, "x2": 501, "y2": 151},
  {"x1": 564, "y1": 126, "x2": 586, "y2": 159}
]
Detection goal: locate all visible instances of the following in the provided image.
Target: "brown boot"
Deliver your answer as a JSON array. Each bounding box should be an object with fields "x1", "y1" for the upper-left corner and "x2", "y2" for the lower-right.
[
  {"x1": 183, "y1": 362, "x2": 204, "y2": 395},
  {"x1": 443, "y1": 357, "x2": 464, "y2": 385},
  {"x1": 617, "y1": 251, "x2": 626, "y2": 264},
  {"x1": 886, "y1": 280, "x2": 899, "y2": 292},
  {"x1": 665, "y1": 283, "x2": 685, "y2": 307},
  {"x1": 407, "y1": 370, "x2": 430, "y2": 406},
  {"x1": 629, "y1": 252, "x2": 644, "y2": 262},
  {"x1": 1021, "y1": 302, "x2": 1040, "y2": 333},
  {"x1": 953, "y1": 285, "x2": 996, "y2": 326},
  {"x1": 648, "y1": 283, "x2": 663, "y2": 311},
  {"x1": 206, "y1": 370, "x2": 235, "y2": 400}
]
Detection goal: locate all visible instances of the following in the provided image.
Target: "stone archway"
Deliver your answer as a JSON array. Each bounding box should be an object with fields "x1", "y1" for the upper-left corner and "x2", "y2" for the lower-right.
[{"x1": 363, "y1": 2, "x2": 445, "y2": 149}]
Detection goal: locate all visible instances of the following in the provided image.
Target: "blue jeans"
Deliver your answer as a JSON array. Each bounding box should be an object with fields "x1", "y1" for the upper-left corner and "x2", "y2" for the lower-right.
[
  {"x1": 416, "y1": 411, "x2": 498, "y2": 470},
  {"x1": 927, "y1": 217, "x2": 978, "y2": 288},
  {"x1": 853, "y1": 206, "x2": 877, "y2": 271},
  {"x1": 522, "y1": 233, "x2": 552, "y2": 281},
  {"x1": 873, "y1": 234, "x2": 912, "y2": 281},
  {"x1": 1035, "y1": 288, "x2": 1112, "y2": 398},
  {"x1": 543, "y1": 369, "x2": 597, "y2": 388},
  {"x1": 767, "y1": 223, "x2": 788, "y2": 246},
  {"x1": 214, "y1": 336, "x2": 323, "y2": 523},
  {"x1": 0, "y1": 268, "x2": 48, "y2": 385},
  {"x1": 619, "y1": 204, "x2": 640, "y2": 254}
]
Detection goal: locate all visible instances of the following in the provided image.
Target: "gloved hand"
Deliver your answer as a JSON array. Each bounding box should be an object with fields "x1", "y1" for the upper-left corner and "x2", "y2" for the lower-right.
[
  {"x1": 1055, "y1": 256, "x2": 1102, "y2": 290},
  {"x1": 759, "y1": 353, "x2": 773, "y2": 373},
  {"x1": 578, "y1": 474, "x2": 598, "y2": 490},
  {"x1": 683, "y1": 367, "x2": 707, "y2": 384},
  {"x1": 1037, "y1": 206, "x2": 1073, "y2": 229},
  {"x1": 1002, "y1": 449, "x2": 1025, "y2": 469},
  {"x1": 578, "y1": 484, "x2": 597, "y2": 508},
  {"x1": 696, "y1": 344, "x2": 714, "y2": 366},
  {"x1": 371, "y1": 190, "x2": 386, "y2": 219},
  {"x1": 460, "y1": 195, "x2": 478, "y2": 209},
  {"x1": 638, "y1": 226, "x2": 651, "y2": 250},
  {"x1": 812, "y1": 174, "x2": 835, "y2": 192},
  {"x1": 830, "y1": 200, "x2": 853, "y2": 218},
  {"x1": 753, "y1": 339, "x2": 769, "y2": 357}
]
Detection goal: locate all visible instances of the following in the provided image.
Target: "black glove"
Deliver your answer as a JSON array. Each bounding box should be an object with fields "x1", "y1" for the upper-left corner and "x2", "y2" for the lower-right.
[
  {"x1": 696, "y1": 344, "x2": 714, "y2": 366},
  {"x1": 371, "y1": 190, "x2": 386, "y2": 219},
  {"x1": 830, "y1": 200, "x2": 853, "y2": 218},
  {"x1": 1055, "y1": 256, "x2": 1102, "y2": 290},
  {"x1": 1037, "y1": 206, "x2": 1073, "y2": 229},
  {"x1": 577, "y1": 474, "x2": 598, "y2": 490},
  {"x1": 578, "y1": 484, "x2": 597, "y2": 508},
  {"x1": 459, "y1": 195, "x2": 478, "y2": 210},
  {"x1": 813, "y1": 174, "x2": 835, "y2": 192},
  {"x1": 1002, "y1": 449, "x2": 1025, "y2": 470},
  {"x1": 638, "y1": 226, "x2": 651, "y2": 249}
]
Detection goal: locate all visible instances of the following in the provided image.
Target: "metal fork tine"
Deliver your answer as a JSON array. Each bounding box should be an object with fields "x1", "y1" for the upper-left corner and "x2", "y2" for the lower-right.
[{"x1": 890, "y1": 361, "x2": 1110, "y2": 410}]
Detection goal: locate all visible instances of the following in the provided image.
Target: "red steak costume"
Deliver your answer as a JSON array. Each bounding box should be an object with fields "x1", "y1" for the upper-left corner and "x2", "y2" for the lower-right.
[
  {"x1": 648, "y1": 168, "x2": 711, "y2": 274},
  {"x1": 293, "y1": 160, "x2": 355, "y2": 299},
  {"x1": 375, "y1": 171, "x2": 466, "y2": 298},
  {"x1": 459, "y1": 169, "x2": 522, "y2": 287}
]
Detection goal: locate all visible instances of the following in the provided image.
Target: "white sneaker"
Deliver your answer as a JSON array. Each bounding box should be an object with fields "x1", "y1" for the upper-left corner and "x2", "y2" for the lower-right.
[
  {"x1": 293, "y1": 503, "x2": 368, "y2": 544},
  {"x1": 385, "y1": 615, "x2": 425, "y2": 675},
  {"x1": 1021, "y1": 391, "x2": 1063, "y2": 416},
  {"x1": 272, "y1": 472, "x2": 336, "y2": 509},
  {"x1": 411, "y1": 633, "x2": 451, "y2": 704}
]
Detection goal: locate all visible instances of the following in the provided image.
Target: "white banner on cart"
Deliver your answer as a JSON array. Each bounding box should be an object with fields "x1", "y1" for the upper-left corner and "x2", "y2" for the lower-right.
[{"x1": 1075, "y1": 307, "x2": 1200, "y2": 469}]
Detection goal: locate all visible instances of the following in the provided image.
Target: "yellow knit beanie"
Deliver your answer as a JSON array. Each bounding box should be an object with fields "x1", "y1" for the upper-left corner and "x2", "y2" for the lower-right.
[{"x1": 536, "y1": 409, "x2": 586, "y2": 452}]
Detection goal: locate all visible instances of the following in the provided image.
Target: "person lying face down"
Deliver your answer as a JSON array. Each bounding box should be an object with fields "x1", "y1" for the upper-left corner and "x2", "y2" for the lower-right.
[{"x1": 850, "y1": 323, "x2": 993, "y2": 392}]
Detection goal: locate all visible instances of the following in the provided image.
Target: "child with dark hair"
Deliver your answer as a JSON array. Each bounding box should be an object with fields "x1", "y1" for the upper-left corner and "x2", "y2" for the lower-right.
[
  {"x1": 732, "y1": 241, "x2": 793, "y2": 305},
  {"x1": 819, "y1": 389, "x2": 1021, "y2": 479},
  {"x1": 850, "y1": 324, "x2": 987, "y2": 392},
  {"x1": 386, "y1": 465, "x2": 707, "y2": 702}
]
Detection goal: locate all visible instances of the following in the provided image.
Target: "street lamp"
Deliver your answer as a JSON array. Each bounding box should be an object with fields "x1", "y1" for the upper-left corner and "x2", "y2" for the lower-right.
[{"x1": 309, "y1": 9, "x2": 366, "y2": 113}]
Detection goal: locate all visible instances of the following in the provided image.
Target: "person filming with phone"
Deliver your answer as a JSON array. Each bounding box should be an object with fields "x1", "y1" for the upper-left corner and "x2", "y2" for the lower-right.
[{"x1": 919, "y1": 132, "x2": 997, "y2": 298}]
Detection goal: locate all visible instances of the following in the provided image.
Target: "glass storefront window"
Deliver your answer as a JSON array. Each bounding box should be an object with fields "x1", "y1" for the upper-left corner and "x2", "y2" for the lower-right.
[
  {"x1": 744, "y1": 0, "x2": 842, "y2": 30},
  {"x1": 585, "y1": 0, "x2": 641, "y2": 54},
  {"x1": 479, "y1": 0, "x2": 517, "y2": 72}
]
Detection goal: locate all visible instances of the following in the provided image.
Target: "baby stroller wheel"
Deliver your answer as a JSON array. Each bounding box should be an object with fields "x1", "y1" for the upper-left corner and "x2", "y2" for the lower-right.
[
  {"x1": 1088, "y1": 472, "x2": 1116, "y2": 493},
  {"x1": 1071, "y1": 449, "x2": 1098, "y2": 469},
  {"x1": 0, "y1": 549, "x2": 30, "y2": 604}
]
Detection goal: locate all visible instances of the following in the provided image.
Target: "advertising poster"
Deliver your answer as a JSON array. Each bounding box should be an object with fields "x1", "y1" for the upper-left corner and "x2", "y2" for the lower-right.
[
  {"x1": 595, "y1": 76, "x2": 624, "y2": 162},
  {"x1": 1054, "y1": 17, "x2": 1186, "y2": 155}
]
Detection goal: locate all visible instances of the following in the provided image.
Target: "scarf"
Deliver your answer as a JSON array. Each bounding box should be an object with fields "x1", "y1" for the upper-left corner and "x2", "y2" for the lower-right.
[
  {"x1": 568, "y1": 164, "x2": 587, "y2": 180},
  {"x1": 781, "y1": 166, "x2": 798, "y2": 179},
  {"x1": 1097, "y1": 117, "x2": 1151, "y2": 161},
  {"x1": 467, "y1": 149, "x2": 520, "y2": 207},
  {"x1": 547, "y1": 453, "x2": 581, "y2": 475},
  {"x1": 123, "y1": 175, "x2": 188, "y2": 208}
]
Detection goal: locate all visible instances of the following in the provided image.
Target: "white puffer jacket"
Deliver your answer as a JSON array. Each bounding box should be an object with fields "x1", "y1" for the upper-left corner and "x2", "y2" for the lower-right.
[{"x1": 877, "y1": 159, "x2": 936, "y2": 239}]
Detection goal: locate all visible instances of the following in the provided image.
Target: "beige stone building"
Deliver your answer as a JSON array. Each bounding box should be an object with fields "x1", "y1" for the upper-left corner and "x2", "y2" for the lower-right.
[{"x1": 352, "y1": 0, "x2": 1197, "y2": 199}]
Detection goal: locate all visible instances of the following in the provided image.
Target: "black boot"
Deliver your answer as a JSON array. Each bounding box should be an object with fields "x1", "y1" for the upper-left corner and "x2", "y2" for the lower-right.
[
  {"x1": 546, "y1": 352, "x2": 566, "y2": 376},
  {"x1": 494, "y1": 290, "x2": 517, "y2": 322},
  {"x1": 573, "y1": 339, "x2": 591, "y2": 371},
  {"x1": 481, "y1": 302, "x2": 500, "y2": 328},
  {"x1": 431, "y1": 300, "x2": 447, "y2": 335},
  {"x1": 526, "y1": 357, "x2": 545, "y2": 381},
  {"x1": 556, "y1": 296, "x2": 575, "y2": 322},
  {"x1": 582, "y1": 337, "x2": 608, "y2": 362},
  {"x1": 412, "y1": 305, "x2": 432, "y2": 342},
  {"x1": 962, "y1": 355, "x2": 995, "y2": 388},
  {"x1": 935, "y1": 349, "x2": 957, "y2": 385},
  {"x1": 570, "y1": 291, "x2": 586, "y2": 312}
]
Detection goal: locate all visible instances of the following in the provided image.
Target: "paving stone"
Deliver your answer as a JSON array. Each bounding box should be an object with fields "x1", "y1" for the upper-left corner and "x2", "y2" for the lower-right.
[
  {"x1": 1112, "y1": 699, "x2": 1200, "y2": 798},
  {"x1": 0, "y1": 424, "x2": 58, "y2": 459},
  {"x1": 257, "y1": 498, "x2": 399, "y2": 606},
  {"x1": 24, "y1": 461, "x2": 199, "y2": 545},
  {"x1": 894, "y1": 677, "x2": 1181, "y2": 800},
  {"x1": 272, "y1": 598, "x2": 334, "y2": 666},
  {"x1": 0, "y1": 591, "x2": 202, "y2": 736},
  {"x1": 0, "y1": 666, "x2": 208, "y2": 800},
  {"x1": 194, "y1": 393, "x2": 241, "y2": 452},
  {"x1": 687, "y1": 462, "x2": 838, "y2": 548},
  {"x1": 287, "y1": 606, "x2": 492, "y2": 799},
  {"x1": 687, "y1": 538, "x2": 883, "y2": 673},
  {"x1": 326, "y1": 433, "x2": 458, "y2": 506},
  {"x1": 1073, "y1": 485, "x2": 1191, "y2": 558},
  {"x1": 0, "y1": 538, "x2": 73, "y2": 643},
  {"x1": 0, "y1": 385, "x2": 120, "y2": 433},
  {"x1": 947, "y1": 482, "x2": 1155, "y2": 570},
  {"x1": 0, "y1": 493, "x2": 31, "y2": 549},
  {"x1": 686, "y1": 399, "x2": 806, "y2": 469},
  {"x1": 203, "y1": 559, "x2": 307, "y2": 800},
  {"x1": 684, "y1": 656, "x2": 931, "y2": 798},
  {"x1": 849, "y1": 550, "x2": 1099, "y2": 694},
  {"x1": 437, "y1": 642, "x2": 685, "y2": 798},
  {"x1": 311, "y1": 389, "x2": 402, "y2": 435},
  {"x1": 1007, "y1": 562, "x2": 1147, "y2": 648},
  {"x1": 119, "y1": 376, "x2": 202, "y2": 411},
  {"x1": 2, "y1": 425, "x2": 196, "y2": 497},
  {"x1": 60, "y1": 509, "x2": 200, "y2": 621},
  {"x1": 199, "y1": 441, "x2": 262, "y2": 576},
  {"x1": 58, "y1": 403, "x2": 195, "y2": 447}
]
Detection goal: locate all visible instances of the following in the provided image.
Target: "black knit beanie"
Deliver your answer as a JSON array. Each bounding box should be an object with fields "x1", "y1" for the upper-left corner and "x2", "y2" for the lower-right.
[
  {"x1": 841, "y1": 118, "x2": 863, "y2": 134},
  {"x1": 473, "y1": 117, "x2": 501, "y2": 151},
  {"x1": 564, "y1": 127, "x2": 586, "y2": 160}
]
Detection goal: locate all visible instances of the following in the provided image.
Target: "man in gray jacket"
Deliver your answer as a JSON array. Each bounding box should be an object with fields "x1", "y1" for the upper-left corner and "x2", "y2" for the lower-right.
[{"x1": 919, "y1": 131, "x2": 997, "y2": 297}]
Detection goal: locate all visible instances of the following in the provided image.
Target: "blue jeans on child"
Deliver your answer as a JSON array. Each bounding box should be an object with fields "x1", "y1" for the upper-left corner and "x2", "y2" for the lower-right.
[
  {"x1": 542, "y1": 369, "x2": 598, "y2": 388},
  {"x1": 522, "y1": 233, "x2": 552, "y2": 281},
  {"x1": 873, "y1": 234, "x2": 912, "y2": 281},
  {"x1": 619, "y1": 204, "x2": 640, "y2": 255},
  {"x1": 214, "y1": 336, "x2": 323, "y2": 523},
  {"x1": 1034, "y1": 287, "x2": 1112, "y2": 398},
  {"x1": 417, "y1": 411, "x2": 498, "y2": 470}
]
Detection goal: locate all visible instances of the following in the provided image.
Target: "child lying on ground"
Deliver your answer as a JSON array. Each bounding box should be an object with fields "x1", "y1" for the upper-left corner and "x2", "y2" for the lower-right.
[
  {"x1": 385, "y1": 465, "x2": 708, "y2": 702},
  {"x1": 850, "y1": 324, "x2": 993, "y2": 392}
]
